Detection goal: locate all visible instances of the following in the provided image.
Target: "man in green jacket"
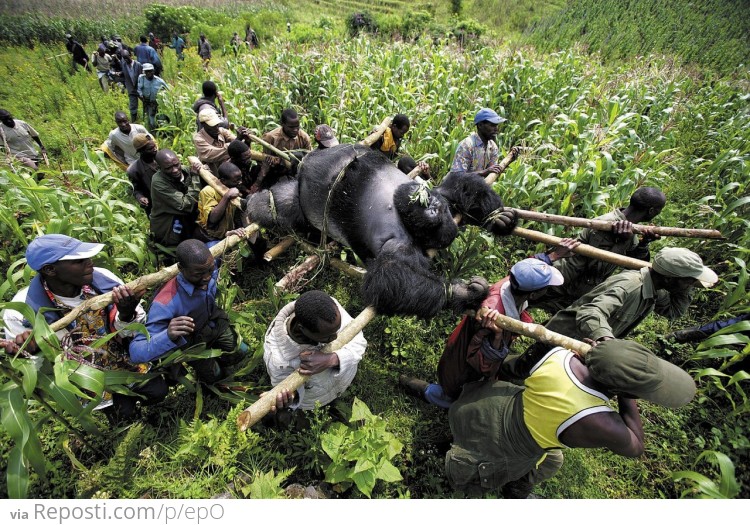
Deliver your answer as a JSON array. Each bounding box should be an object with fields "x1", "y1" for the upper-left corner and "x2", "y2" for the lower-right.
[
  {"x1": 507, "y1": 247, "x2": 717, "y2": 378},
  {"x1": 531, "y1": 186, "x2": 666, "y2": 313},
  {"x1": 446, "y1": 340, "x2": 696, "y2": 498},
  {"x1": 150, "y1": 149, "x2": 202, "y2": 248}
]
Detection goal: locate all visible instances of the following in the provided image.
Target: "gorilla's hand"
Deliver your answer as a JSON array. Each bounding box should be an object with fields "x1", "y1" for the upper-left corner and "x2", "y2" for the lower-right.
[
  {"x1": 449, "y1": 276, "x2": 489, "y2": 313},
  {"x1": 486, "y1": 207, "x2": 518, "y2": 236}
]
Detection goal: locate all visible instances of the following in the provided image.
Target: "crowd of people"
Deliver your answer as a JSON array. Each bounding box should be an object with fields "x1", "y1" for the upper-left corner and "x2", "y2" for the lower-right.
[{"x1": 0, "y1": 38, "x2": 727, "y2": 497}]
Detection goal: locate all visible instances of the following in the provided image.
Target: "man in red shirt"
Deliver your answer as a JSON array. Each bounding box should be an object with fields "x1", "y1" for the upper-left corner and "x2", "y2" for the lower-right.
[{"x1": 401, "y1": 258, "x2": 564, "y2": 408}]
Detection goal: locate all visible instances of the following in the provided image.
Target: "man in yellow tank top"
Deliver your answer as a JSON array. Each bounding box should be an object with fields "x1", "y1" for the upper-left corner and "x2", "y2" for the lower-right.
[{"x1": 445, "y1": 339, "x2": 695, "y2": 498}]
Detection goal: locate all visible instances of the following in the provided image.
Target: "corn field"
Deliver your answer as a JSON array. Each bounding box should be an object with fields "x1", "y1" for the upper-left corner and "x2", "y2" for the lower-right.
[{"x1": 0, "y1": 3, "x2": 749, "y2": 500}]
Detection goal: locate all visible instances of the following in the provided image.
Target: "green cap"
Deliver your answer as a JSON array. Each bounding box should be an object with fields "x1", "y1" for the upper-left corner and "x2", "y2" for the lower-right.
[
  {"x1": 652, "y1": 247, "x2": 718, "y2": 288},
  {"x1": 585, "y1": 340, "x2": 696, "y2": 408}
]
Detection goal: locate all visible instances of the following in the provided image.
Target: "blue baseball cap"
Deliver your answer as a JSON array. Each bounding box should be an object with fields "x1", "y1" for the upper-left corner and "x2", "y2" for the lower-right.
[
  {"x1": 26, "y1": 234, "x2": 105, "y2": 271},
  {"x1": 474, "y1": 108, "x2": 506, "y2": 125},
  {"x1": 510, "y1": 258, "x2": 564, "y2": 292}
]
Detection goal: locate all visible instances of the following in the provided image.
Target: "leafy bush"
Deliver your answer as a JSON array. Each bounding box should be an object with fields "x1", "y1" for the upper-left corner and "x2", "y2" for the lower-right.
[{"x1": 321, "y1": 398, "x2": 403, "y2": 497}]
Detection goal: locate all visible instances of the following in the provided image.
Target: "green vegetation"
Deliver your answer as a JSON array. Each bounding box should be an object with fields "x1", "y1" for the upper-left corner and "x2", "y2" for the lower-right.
[
  {"x1": 526, "y1": 0, "x2": 750, "y2": 75},
  {"x1": 0, "y1": 0, "x2": 749, "y2": 500}
]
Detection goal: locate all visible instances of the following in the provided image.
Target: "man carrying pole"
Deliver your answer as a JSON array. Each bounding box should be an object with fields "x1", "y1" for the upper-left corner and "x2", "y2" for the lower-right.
[{"x1": 530, "y1": 186, "x2": 666, "y2": 313}]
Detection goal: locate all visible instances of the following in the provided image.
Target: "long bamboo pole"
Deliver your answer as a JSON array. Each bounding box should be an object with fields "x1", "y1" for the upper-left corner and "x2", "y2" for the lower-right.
[
  {"x1": 476, "y1": 307, "x2": 592, "y2": 357},
  {"x1": 468, "y1": 152, "x2": 652, "y2": 270},
  {"x1": 484, "y1": 146, "x2": 520, "y2": 185},
  {"x1": 359, "y1": 117, "x2": 393, "y2": 147},
  {"x1": 245, "y1": 133, "x2": 292, "y2": 164},
  {"x1": 49, "y1": 223, "x2": 259, "y2": 332},
  {"x1": 513, "y1": 226, "x2": 650, "y2": 270},
  {"x1": 237, "y1": 305, "x2": 377, "y2": 431},
  {"x1": 189, "y1": 156, "x2": 242, "y2": 209},
  {"x1": 509, "y1": 208, "x2": 723, "y2": 240}
]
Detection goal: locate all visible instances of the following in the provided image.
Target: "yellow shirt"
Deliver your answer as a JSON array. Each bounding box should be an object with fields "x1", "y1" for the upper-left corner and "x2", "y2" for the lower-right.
[
  {"x1": 523, "y1": 347, "x2": 613, "y2": 449},
  {"x1": 197, "y1": 186, "x2": 236, "y2": 240},
  {"x1": 379, "y1": 127, "x2": 398, "y2": 156}
]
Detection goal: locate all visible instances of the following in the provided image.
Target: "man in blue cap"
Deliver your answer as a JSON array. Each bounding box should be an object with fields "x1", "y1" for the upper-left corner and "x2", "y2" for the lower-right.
[
  {"x1": 450, "y1": 107, "x2": 507, "y2": 177},
  {"x1": 400, "y1": 257, "x2": 566, "y2": 408},
  {"x1": 1, "y1": 234, "x2": 167, "y2": 423}
]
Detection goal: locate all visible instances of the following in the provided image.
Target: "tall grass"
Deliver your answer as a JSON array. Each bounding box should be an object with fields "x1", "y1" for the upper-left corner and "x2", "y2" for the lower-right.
[
  {"x1": 526, "y1": 0, "x2": 750, "y2": 75},
  {"x1": 1, "y1": 19, "x2": 749, "y2": 497}
]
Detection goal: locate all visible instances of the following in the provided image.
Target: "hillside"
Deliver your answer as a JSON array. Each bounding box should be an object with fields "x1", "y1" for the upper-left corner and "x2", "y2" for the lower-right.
[{"x1": 526, "y1": 0, "x2": 750, "y2": 75}]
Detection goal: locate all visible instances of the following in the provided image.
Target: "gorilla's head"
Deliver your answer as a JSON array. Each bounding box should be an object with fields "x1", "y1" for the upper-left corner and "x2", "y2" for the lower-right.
[{"x1": 394, "y1": 182, "x2": 458, "y2": 251}]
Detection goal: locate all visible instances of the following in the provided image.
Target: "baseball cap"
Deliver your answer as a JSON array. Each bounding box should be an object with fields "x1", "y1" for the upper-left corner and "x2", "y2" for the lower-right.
[
  {"x1": 586, "y1": 340, "x2": 696, "y2": 408},
  {"x1": 652, "y1": 247, "x2": 718, "y2": 288},
  {"x1": 314, "y1": 124, "x2": 339, "y2": 147},
  {"x1": 510, "y1": 258, "x2": 564, "y2": 292},
  {"x1": 142, "y1": 63, "x2": 154, "y2": 71},
  {"x1": 26, "y1": 234, "x2": 105, "y2": 271},
  {"x1": 65, "y1": 33, "x2": 72, "y2": 39},
  {"x1": 132, "y1": 132, "x2": 153, "y2": 151},
  {"x1": 198, "y1": 108, "x2": 222, "y2": 127},
  {"x1": 474, "y1": 108, "x2": 506, "y2": 125}
]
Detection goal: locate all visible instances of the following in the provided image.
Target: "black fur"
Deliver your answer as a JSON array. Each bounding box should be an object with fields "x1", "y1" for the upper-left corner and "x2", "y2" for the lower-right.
[{"x1": 246, "y1": 144, "x2": 511, "y2": 318}]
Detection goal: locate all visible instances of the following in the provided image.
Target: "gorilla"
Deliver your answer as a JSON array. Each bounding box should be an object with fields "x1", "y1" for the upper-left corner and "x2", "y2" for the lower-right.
[{"x1": 246, "y1": 144, "x2": 516, "y2": 318}]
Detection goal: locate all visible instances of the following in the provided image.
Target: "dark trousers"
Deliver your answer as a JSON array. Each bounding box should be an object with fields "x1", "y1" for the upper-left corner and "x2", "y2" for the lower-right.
[
  {"x1": 143, "y1": 100, "x2": 158, "y2": 129},
  {"x1": 128, "y1": 92, "x2": 140, "y2": 122},
  {"x1": 108, "y1": 375, "x2": 169, "y2": 423},
  {"x1": 184, "y1": 308, "x2": 243, "y2": 383}
]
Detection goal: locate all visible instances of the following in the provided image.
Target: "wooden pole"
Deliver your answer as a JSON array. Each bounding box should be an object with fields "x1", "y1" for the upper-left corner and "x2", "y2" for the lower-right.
[
  {"x1": 513, "y1": 226, "x2": 650, "y2": 270},
  {"x1": 484, "y1": 146, "x2": 520, "y2": 185},
  {"x1": 237, "y1": 305, "x2": 377, "y2": 431},
  {"x1": 189, "y1": 156, "x2": 242, "y2": 209},
  {"x1": 359, "y1": 117, "x2": 393, "y2": 147},
  {"x1": 476, "y1": 307, "x2": 592, "y2": 357},
  {"x1": 274, "y1": 253, "x2": 321, "y2": 293},
  {"x1": 509, "y1": 208, "x2": 723, "y2": 240},
  {"x1": 49, "y1": 223, "x2": 260, "y2": 332},
  {"x1": 298, "y1": 241, "x2": 366, "y2": 279},
  {"x1": 245, "y1": 133, "x2": 292, "y2": 164},
  {"x1": 263, "y1": 237, "x2": 295, "y2": 262}
]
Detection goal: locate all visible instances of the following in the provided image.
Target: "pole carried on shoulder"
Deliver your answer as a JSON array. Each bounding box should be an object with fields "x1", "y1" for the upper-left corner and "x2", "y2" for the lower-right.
[
  {"x1": 236, "y1": 305, "x2": 377, "y2": 431},
  {"x1": 477, "y1": 307, "x2": 592, "y2": 357},
  {"x1": 508, "y1": 208, "x2": 723, "y2": 240}
]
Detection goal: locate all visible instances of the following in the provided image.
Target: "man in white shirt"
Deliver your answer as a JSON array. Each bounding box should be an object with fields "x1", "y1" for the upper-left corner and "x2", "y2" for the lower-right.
[
  {"x1": 0, "y1": 108, "x2": 47, "y2": 170},
  {"x1": 263, "y1": 290, "x2": 367, "y2": 414},
  {"x1": 103, "y1": 111, "x2": 150, "y2": 168}
]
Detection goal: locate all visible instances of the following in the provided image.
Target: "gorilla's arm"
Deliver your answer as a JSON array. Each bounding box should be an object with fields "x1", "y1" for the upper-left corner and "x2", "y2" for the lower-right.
[{"x1": 362, "y1": 240, "x2": 488, "y2": 318}]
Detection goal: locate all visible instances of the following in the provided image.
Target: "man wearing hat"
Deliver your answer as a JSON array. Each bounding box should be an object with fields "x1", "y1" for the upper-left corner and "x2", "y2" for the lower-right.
[
  {"x1": 450, "y1": 107, "x2": 507, "y2": 177},
  {"x1": 1, "y1": 234, "x2": 167, "y2": 423},
  {"x1": 192, "y1": 80, "x2": 229, "y2": 132},
  {"x1": 137, "y1": 62, "x2": 169, "y2": 130},
  {"x1": 542, "y1": 247, "x2": 718, "y2": 346},
  {"x1": 445, "y1": 339, "x2": 696, "y2": 498},
  {"x1": 314, "y1": 124, "x2": 339, "y2": 150},
  {"x1": 192, "y1": 108, "x2": 237, "y2": 176},
  {"x1": 126, "y1": 133, "x2": 159, "y2": 215},
  {"x1": 103, "y1": 111, "x2": 150, "y2": 168},
  {"x1": 506, "y1": 248, "x2": 717, "y2": 379},
  {"x1": 400, "y1": 258, "x2": 566, "y2": 408}
]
